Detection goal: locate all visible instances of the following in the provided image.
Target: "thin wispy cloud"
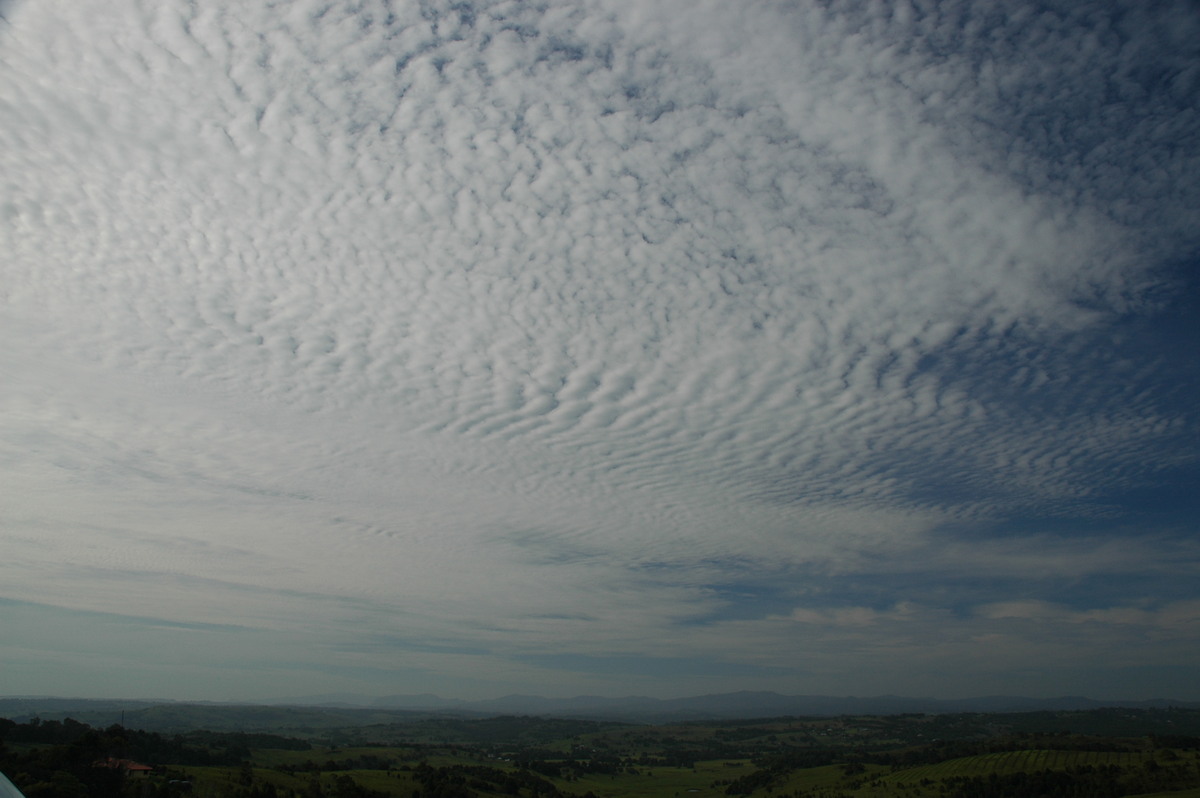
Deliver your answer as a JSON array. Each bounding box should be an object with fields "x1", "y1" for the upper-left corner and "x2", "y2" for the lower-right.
[{"x1": 1, "y1": 0, "x2": 1197, "y2": 701}]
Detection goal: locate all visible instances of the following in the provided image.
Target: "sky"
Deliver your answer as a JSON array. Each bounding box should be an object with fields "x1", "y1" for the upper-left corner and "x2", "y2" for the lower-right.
[{"x1": 1, "y1": 0, "x2": 1198, "y2": 704}]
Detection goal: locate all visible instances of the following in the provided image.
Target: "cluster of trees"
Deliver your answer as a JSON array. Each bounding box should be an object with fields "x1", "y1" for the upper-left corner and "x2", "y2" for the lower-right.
[
  {"x1": 1, "y1": 719, "x2": 309, "y2": 768},
  {"x1": 0, "y1": 718, "x2": 312, "y2": 798},
  {"x1": 409, "y1": 762, "x2": 596, "y2": 798},
  {"x1": 276, "y1": 755, "x2": 394, "y2": 774},
  {"x1": 510, "y1": 755, "x2": 621, "y2": 778},
  {"x1": 6, "y1": 710, "x2": 1200, "y2": 798},
  {"x1": 720, "y1": 732, "x2": 1200, "y2": 797},
  {"x1": 374, "y1": 718, "x2": 618, "y2": 748},
  {"x1": 1, "y1": 720, "x2": 135, "y2": 798},
  {"x1": 942, "y1": 761, "x2": 1200, "y2": 798}
]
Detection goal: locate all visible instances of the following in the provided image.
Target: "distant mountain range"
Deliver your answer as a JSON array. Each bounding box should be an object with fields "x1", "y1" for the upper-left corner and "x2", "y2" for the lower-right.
[
  {"x1": 4, "y1": 691, "x2": 1196, "y2": 727},
  {"x1": 274, "y1": 690, "x2": 1200, "y2": 721}
]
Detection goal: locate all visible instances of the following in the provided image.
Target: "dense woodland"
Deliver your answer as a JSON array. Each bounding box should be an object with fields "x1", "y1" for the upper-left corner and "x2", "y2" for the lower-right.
[{"x1": 2, "y1": 709, "x2": 1199, "y2": 798}]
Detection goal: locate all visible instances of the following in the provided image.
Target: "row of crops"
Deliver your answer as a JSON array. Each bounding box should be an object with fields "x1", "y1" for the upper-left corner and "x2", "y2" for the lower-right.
[{"x1": 887, "y1": 747, "x2": 1150, "y2": 782}]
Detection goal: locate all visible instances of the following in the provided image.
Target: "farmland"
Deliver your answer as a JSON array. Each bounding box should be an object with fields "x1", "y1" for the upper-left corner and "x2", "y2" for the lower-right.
[{"x1": 2, "y1": 708, "x2": 1199, "y2": 797}]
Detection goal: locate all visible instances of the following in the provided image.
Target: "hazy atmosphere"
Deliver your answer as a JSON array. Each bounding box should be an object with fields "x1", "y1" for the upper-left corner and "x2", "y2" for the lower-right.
[{"x1": 2, "y1": 0, "x2": 1198, "y2": 703}]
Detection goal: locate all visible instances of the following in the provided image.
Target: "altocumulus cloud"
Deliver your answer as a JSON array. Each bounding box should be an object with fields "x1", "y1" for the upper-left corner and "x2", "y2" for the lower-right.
[{"x1": 1, "y1": 0, "x2": 1198, "y2": 700}]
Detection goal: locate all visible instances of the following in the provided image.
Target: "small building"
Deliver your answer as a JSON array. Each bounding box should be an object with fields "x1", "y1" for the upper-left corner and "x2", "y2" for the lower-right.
[{"x1": 94, "y1": 758, "x2": 155, "y2": 777}]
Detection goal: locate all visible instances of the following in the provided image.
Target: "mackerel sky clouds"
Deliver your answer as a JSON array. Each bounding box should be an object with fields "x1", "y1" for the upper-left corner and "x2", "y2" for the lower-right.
[{"x1": 2, "y1": 0, "x2": 1198, "y2": 702}]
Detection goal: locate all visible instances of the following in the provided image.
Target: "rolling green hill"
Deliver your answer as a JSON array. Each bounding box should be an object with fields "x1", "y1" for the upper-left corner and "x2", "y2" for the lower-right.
[{"x1": 3, "y1": 708, "x2": 1199, "y2": 798}]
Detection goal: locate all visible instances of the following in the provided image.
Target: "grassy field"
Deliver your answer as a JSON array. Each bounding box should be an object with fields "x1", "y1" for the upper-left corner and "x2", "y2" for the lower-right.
[
  {"x1": 176, "y1": 765, "x2": 420, "y2": 798},
  {"x1": 769, "y1": 749, "x2": 1200, "y2": 798},
  {"x1": 882, "y1": 747, "x2": 1151, "y2": 782},
  {"x1": 161, "y1": 745, "x2": 1200, "y2": 798},
  {"x1": 8, "y1": 709, "x2": 1200, "y2": 798},
  {"x1": 551, "y1": 759, "x2": 753, "y2": 798}
]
